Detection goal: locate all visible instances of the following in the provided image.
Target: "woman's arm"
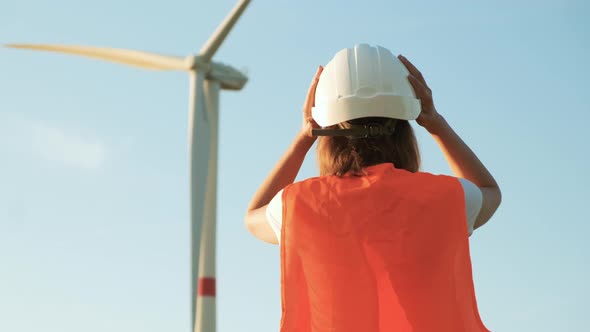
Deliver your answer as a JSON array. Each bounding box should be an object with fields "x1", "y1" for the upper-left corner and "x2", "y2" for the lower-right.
[
  {"x1": 245, "y1": 133, "x2": 314, "y2": 244},
  {"x1": 399, "y1": 55, "x2": 501, "y2": 230},
  {"x1": 245, "y1": 66, "x2": 323, "y2": 244},
  {"x1": 429, "y1": 117, "x2": 501, "y2": 230}
]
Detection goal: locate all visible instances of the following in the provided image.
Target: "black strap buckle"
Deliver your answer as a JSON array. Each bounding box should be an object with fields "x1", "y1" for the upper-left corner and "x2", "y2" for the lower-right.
[{"x1": 365, "y1": 123, "x2": 384, "y2": 138}]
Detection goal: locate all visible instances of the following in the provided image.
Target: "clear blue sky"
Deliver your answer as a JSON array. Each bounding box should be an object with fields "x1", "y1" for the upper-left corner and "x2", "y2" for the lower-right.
[{"x1": 1, "y1": 0, "x2": 588, "y2": 331}]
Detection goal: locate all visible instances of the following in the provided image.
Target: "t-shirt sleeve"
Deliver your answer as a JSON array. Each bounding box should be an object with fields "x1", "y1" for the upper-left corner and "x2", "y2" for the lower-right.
[
  {"x1": 266, "y1": 189, "x2": 284, "y2": 244},
  {"x1": 458, "y1": 178, "x2": 483, "y2": 236}
]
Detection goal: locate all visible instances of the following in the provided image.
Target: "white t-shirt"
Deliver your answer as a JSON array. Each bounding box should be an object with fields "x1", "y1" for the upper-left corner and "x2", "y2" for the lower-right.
[{"x1": 266, "y1": 178, "x2": 482, "y2": 245}]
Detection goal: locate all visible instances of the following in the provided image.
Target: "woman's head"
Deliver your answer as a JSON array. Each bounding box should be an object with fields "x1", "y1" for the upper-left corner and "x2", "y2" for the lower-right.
[
  {"x1": 312, "y1": 45, "x2": 422, "y2": 176},
  {"x1": 316, "y1": 116, "x2": 420, "y2": 176}
]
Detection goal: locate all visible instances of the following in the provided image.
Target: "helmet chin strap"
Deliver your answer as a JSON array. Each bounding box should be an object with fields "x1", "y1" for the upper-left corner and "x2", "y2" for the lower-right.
[{"x1": 312, "y1": 122, "x2": 396, "y2": 139}]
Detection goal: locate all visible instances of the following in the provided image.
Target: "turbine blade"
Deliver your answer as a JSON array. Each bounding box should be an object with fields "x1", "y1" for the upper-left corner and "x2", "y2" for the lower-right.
[
  {"x1": 199, "y1": 0, "x2": 251, "y2": 61},
  {"x1": 5, "y1": 44, "x2": 190, "y2": 71}
]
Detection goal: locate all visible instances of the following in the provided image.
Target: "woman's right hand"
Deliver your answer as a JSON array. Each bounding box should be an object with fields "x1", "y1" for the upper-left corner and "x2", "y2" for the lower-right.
[
  {"x1": 300, "y1": 65, "x2": 324, "y2": 140},
  {"x1": 398, "y1": 54, "x2": 444, "y2": 134}
]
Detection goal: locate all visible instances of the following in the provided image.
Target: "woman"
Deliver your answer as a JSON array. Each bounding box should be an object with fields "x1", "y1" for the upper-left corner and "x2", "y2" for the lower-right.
[{"x1": 245, "y1": 45, "x2": 501, "y2": 332}]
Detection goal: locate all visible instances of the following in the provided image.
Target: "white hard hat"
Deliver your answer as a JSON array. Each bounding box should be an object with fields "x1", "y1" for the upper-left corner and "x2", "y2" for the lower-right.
[{"x1": 312, "y1": 44, "x2": 421, "y2": 127}]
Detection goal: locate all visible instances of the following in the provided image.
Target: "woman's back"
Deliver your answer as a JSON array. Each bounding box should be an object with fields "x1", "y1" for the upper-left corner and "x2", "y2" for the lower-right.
[{"x1": 280, "y1": 163, "x2": 489, "y2": 332}]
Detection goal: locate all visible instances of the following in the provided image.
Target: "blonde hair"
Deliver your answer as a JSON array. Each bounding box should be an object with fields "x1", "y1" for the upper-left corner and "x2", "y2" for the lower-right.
[{"x1": 316, "y1": 117, "x2": 421, "y2": 176}]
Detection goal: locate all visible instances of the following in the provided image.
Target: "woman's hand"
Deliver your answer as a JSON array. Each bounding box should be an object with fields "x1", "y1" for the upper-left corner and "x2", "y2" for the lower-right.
[
  {"x1": 300, "y1": 65, "x2": 324, "y2": 140},
  {"x1": 398, "y1": 55, "x2": 444, "y2": 134}
]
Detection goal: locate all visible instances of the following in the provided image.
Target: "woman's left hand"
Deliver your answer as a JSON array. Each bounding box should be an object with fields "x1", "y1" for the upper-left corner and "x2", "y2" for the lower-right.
[
  {"x1": 300, "y1": 65, "x2": 324, "y2": 139},
  {"x1": 398, "y1": 55, "x2": 444, "y2": 134}
]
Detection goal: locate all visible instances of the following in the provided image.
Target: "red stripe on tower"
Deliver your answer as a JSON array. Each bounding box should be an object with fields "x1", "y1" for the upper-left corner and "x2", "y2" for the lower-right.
[{"x1": 198, "y1": 277, "x2": 216, "y2": 297}]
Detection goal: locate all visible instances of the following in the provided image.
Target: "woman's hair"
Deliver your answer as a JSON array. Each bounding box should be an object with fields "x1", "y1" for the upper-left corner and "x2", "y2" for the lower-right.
[{"x1": 316, "y1": 117, "x2": 421, "y2": 176}]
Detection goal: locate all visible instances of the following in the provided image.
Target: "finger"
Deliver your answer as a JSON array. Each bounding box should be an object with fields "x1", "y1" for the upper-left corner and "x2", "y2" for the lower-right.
[
  {"x1": 398, "y1": 55, "x2": 427, "y2": 86},
  {"x1": 408, "y1": 75, "x2": 432, "y2": 98},
  {"x1": 307, "y1": 66, "x2": 323, "y2": 95},
  {"x1": 407, "y1": 74, "x2": 431, "y2": 102},
  {"x1": 304, "y1": 65, "x2": 324, "y2": 110},
  {"x1": 315, "y1": 65, "x2": 324, "y2": 77},
  {"x1": 310, "y1": 66, "x2": 324, "y2": 106},
  {"x1": 307, "y1": 65, "x2": 323, "y2": 90},
  {"x1": 398, "y1": 54, "x2": 422, "y2": 79}
]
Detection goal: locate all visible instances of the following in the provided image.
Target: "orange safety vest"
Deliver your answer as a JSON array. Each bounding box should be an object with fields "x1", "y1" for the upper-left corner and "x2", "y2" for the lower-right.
[{"x1": 280, "y1": 163, "x2": 489, "y2": 332}]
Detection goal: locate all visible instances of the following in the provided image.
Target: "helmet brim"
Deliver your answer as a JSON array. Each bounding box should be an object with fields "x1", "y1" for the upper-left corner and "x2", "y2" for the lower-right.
[{"x1": 312, "y1": 94, "x2": 421, "y2": 127}]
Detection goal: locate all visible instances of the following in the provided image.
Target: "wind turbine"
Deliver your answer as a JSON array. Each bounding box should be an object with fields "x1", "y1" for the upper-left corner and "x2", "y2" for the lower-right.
[{"x1": 6, "y1": 0, "x2": 251, "y2": 331}]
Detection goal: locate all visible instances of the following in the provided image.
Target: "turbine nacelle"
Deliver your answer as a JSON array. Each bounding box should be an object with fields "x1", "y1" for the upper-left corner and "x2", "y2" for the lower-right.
[
  {"x1": 188, "y1": 55, "x2": 247, "y2": 90},
  {"x1": 207, "y1": 61, "x2": 248, "y2": 91}
]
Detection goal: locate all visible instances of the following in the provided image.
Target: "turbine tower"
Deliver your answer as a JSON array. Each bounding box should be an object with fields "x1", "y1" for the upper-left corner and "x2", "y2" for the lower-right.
[{"x1": 6, "y1": 0, "x2": 251, "y2": 331}]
